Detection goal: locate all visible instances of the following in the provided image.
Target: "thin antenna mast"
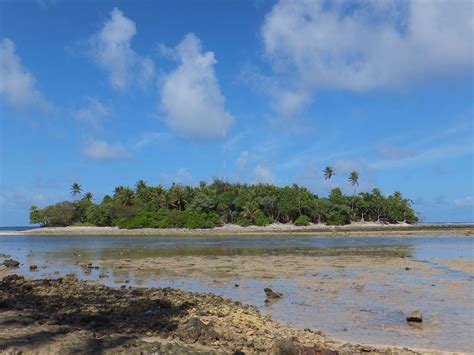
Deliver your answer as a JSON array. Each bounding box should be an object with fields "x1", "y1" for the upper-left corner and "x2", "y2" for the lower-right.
[{"x1": 223, "y1": 126, "x2": 226, "y2": 182}]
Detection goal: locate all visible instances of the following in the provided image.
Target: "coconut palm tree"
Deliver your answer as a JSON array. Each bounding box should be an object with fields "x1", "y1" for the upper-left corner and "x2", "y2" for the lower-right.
[
  {"x1": 240, "y1": 202, "x2": 261, "y2": 223},
  {"x1": 70, "y1": 183, "x2": 82, "y2": 198},
  {"x1": 323, "y1": 166, "x2": 334, "y2": 180},
  {"x1": 348, "y1": 171, "x2": 359, "y2": 219},
  {"x1": 135, "y1": 180, "x2": 147, "y2": 193},
  {"x1": 83, "y1": 192, "x2": 93, "y2": 201},
  {"x1": 348, "y1": 171, "x2": 359, "y2": 187}
]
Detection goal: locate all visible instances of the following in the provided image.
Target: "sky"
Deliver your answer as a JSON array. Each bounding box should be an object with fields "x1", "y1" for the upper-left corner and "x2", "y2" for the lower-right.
[{"x1": 0, "y1": 0, "x2": 473, "y2": 225}]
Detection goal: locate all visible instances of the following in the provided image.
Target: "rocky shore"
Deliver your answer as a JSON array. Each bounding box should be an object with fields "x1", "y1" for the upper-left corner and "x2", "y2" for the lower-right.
[
  {"x1": 0, "y1": 275, "x2": 423, "y2": 354},
  {"x1": 16, "y1": 222, "x2": 474, "y2": 236}
]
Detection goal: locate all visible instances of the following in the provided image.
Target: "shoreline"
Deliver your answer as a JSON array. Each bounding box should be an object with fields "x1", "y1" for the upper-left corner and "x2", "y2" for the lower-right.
[{"x1": 13, "y1": 222, "x2": 474, "y2": 236}]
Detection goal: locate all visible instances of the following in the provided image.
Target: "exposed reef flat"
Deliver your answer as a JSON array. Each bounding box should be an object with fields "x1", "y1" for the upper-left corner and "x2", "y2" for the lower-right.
[
  {"x1": 17, "y1": 222, "x2": 474, "y2": 236},
  {"x1": 0, "y1": 274, "x2": 431, "y2": 354}
]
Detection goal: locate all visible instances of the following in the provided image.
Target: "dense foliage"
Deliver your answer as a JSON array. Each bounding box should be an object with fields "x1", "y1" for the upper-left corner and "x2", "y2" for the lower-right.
[{"x1": 30, "y1": 178, "x2": 418, "y2": 229}]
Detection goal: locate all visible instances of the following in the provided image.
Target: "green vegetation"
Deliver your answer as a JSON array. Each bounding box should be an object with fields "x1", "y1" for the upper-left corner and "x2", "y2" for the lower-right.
[{"x1": 30, "y1": 172, "x2": 418, "y2": 229}]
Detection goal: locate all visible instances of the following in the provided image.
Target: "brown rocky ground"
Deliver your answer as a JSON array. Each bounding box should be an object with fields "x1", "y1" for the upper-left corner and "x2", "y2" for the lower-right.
[{"x1": 0, "y1": 275, "x2": 422, "y2": 354}]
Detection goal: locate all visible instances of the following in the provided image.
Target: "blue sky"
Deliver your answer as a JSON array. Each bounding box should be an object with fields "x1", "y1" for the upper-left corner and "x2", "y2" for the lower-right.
[{"x1": 0, "y1": 0, "x2": 473, "y2": 225}]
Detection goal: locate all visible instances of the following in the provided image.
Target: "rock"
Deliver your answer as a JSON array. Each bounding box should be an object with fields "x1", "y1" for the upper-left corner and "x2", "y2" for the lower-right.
[
  {"x1": 406, "y1": 310, "x2": 422, "y2": 323},
  {"x1": 405, "y1": 267, "x2": 411, "y2": 271},
  {"x1": 271, "y1": 338, "x2": 298, "y2": 354},
  {"x1": 264, "y1": 288, "x2": 283, "y2": 299},
  {"x1": 234, "y1": 284, "x2": 239, "y2": 287},
  {"x1": 177, "y1": 317, "x2": 217, "y2": 344},
  {"x1": 3, "y1": 259, "x2": 20, "y2": 268},
  {"x1": 29, "y1": 265, "x2": 38, "y2": 271}
]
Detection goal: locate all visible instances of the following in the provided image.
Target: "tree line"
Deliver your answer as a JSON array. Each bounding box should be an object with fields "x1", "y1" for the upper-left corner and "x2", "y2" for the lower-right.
[{"x1": 30, "y1": 168, "x2": 418, "y2": 229}]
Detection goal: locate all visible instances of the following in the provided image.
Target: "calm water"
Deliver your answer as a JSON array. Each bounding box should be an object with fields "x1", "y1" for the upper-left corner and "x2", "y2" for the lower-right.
[{"x1": 0, "y1": 234, "x2": 473, "y2": 352}]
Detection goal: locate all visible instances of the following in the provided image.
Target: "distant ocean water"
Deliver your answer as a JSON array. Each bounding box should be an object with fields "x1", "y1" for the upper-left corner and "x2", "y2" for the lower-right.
[
  {"x1": 0, "y1": 226, "x2": 39, "y2": 231},
  {"x1": 421, "y1": 222, "x2": 474, "y2": 225}
]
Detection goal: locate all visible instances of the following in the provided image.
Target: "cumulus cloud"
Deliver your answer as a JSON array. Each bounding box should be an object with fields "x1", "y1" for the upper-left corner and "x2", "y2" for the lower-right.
[
  {"x1": 253, "y1": 164, "x2": 276, "y2": 184},
  {"x1": 74, "y1": 97, "x2": 110, "y2": 128},
  {"x1": 236, "y1": 150, "x2": 249, "y2": 170},
  {"x1": 88, "y1": 8, "x2": 154, "y2": 90},
  {"x1": 0, "y1": 38, "x2": 50, "y2": 110},
  {"x1": 260, "y1": 0, "x2": 474, "y2": 117},
  {"x1": 160, "y1": 33, "x2": 235, "y2": 138},
  {"x1": 82, "y1": 139, "x2": 130, "y2": 161}
]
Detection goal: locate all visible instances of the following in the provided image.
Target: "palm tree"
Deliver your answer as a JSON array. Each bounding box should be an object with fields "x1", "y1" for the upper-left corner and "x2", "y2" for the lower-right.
[
  {"x1": 348, "y1": 171, "x2": 359, "y2": 219},
  {"x1": 135, "y1": 180, "x2": 147, "y2": 193},
  {"x1": 348, "y1": 171, "x2": 359, "y2": 187},
  {"x1": 70, "y1": 182, "x2": 82, "y2": 198},
  {"x1": 240, "y1": 202, "x2": 261, "y2": 223},
  {"x1": 169, "y1": 184, "x2": 189, "y2": 210},
  {"x1": 323, "y1": 166, "x2": 334, "y2": 180},
  {"x1": 83, "y1": 192, "x2": 93, "y2": 201},
  {"x1": 121, "y1": 188, "x2": 134, "y2": 206}
]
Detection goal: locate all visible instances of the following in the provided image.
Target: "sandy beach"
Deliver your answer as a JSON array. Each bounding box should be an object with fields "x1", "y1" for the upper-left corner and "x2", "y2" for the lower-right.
[{"x1": 16, "y1": 222, "x2": 474, "y2": 236}]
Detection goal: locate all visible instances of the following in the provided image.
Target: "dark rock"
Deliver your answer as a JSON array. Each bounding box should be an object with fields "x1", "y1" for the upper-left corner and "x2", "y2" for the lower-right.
[
  {"x1": 406, "y1": 310, "x2": 422, "y2": 323},
  {"x1": 29, "y1": 265, "x2": 38, "y2": 271},
  {"x1": 3, "y1": 259, "x2": 20, "y2": 268},
  {"x1": 271, "y1": 338, "x2": 298, "y2": 354},
  {"x1": 177, "y1": 317, "x2": 217, "y2": 344},
  {"x1": 234, "y1": 284, "x2": 239, "y2": 287},
  {"x1": 264, "y1": 288, "x2": 283, "y2": 299},
  {"x1": 405, "y1": 267, "x2": 411, "y2": 271}
]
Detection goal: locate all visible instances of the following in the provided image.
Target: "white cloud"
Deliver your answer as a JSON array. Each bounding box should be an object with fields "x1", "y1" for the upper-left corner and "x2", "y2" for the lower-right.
[
  {"x1": 88, "y1": 8, "x2": 154, "y2": 91},
  {"x1": 236, "y1": 150, "x2": 249, "y2": 170},
  {"x1": 74, "y1": 97, "x2": 109, "y2": 128},
  {"x1": 176, "y1": 168, "x2": 193, "y2": 185},
  {"x1": 133, "y1": 131, "x2": 169, "y2": 150},
  {"x1": 375, "y1": 144, "x2": 417, "y2": 160},
  {"x1": 454, "y1": 196, "x2": 474, "y2": 208},
  {"x1": 261, "y1": 0, "x2": 474, "y2": 117},
  {"x1": 160, "y1": 33, "x2": 235, "y2": 138},
  {"x1": 0, "y1": 38, "x2": 50, "y2": 110},
  {"x1": 0, "y1": 188, "x2": 50, "y2": 209},
  {"x1": 372, "y1": 140, "x2": 473, "y2": 169},
  {"x1": 253, "y1": 164, "x2": 276, "y2": 184},
  {"x1": 82, "y1": 139, "x2": 130, "y2": 161}
]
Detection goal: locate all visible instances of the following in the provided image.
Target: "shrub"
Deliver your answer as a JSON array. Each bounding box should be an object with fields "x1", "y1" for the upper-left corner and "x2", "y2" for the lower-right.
[
  {"x1": 37, "y1": 201, "x2": 76, "y2": 227},
  {"x1": 85, "y1": 204, "x2": 113, "y2": 226},
  {"x1": 326, "y1": 205, "x2": 351, "y2": 225},
  {"x1": 254, "y1": 211, "x2": 270, "y2": 226},
  {"x1": 183, "y1": 211, "x2": 221, "y2": 229},
  {"x1": 186, "y1": 193, "x2": 216, "y2": 213},
  {"x1": 235, "y1": 217, "x2": 251, "y2": 226},
  {"x1": 294, "y1": 215, "x2": 310, "y2": 226}
]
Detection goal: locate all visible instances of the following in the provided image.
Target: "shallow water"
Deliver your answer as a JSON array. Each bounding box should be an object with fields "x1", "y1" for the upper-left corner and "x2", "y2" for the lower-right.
[{"x1": 1, "y1": 234, "x2": 473, "y2": 352}]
